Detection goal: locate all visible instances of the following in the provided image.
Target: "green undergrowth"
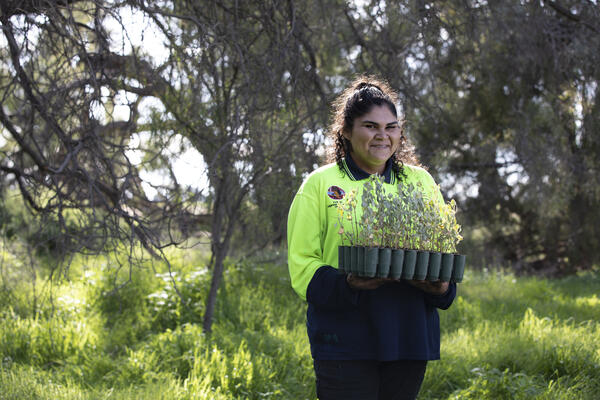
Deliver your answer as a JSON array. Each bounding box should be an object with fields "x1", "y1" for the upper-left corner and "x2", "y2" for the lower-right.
[{"x1": 0, "y1": 249, "x2": 598, "y2": 399}]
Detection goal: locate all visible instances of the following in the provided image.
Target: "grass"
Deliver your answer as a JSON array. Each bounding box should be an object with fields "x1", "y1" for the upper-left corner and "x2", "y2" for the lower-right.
[{"x1": 0, "y1": 249, "x2": 598, "y2": 399}]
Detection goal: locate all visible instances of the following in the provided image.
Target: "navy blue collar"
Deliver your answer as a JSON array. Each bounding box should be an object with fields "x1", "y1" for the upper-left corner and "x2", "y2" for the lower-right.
[{"x1": 343, "y1": 154, "x2": 394, "y2": 183}]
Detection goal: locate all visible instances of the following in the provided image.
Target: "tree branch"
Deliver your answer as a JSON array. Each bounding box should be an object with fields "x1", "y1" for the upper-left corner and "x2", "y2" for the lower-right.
[
  {"x1": 542, "y1": 0, "x2": 599, "y2": 33},
  {"x1": 0, "y1": 0, "x2": 86, "y2": 18}
]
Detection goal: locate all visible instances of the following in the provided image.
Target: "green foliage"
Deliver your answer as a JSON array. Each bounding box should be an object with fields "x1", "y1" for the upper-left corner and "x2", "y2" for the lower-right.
[
  {"x1": 337, "y1": 188, "x2": 359, "y2": 245},
  {"x1": 1, "y1": 247, "x2": 599, "y2": 399},
  {"x1": 420, "y1": 268, "x2": 600, "y2": 399},
  {"x1": 361, "y1": 175, "x2": 395, "y2": 247},
  {"x1": 0, "y1": 193, "x2": 68, "y2": 261},
  {"x1": 436, "y1": 200, "x2": 463, "y2": 253},
  {"x1": 337, "y1": 175, "x2": 463, "y2": 252},
  {"x1": 394, "y1": 1, "x2": 600, "y2": 273}
]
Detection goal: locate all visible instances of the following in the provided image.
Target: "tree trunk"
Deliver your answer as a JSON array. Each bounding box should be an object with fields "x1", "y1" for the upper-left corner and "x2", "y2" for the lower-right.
[
  {"x1": 202, "y1": 244, "x2": 227, "y2": 333},
  {"x1": 201, "y1": 169, "x2": 242, "y2": 333}
]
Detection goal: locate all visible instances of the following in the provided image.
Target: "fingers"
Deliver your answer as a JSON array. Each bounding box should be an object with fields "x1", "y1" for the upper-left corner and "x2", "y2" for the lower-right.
[
  {"x1": 346, "y1": 274, "x2": 388, "y2": 290},
  {"x1": 407, "y1": 279, "x2": 449, "y2": 295},
  {"x1": 346, "y1": 274, "x2": 449, "y2": 294}
]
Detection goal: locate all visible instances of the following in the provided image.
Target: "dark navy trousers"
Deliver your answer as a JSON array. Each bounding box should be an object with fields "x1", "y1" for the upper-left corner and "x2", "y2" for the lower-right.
[{"x1": 313, "y1": 359, "x2": 427, "y2": 400}]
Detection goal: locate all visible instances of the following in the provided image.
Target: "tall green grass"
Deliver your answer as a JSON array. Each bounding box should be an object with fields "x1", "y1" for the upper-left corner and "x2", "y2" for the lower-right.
[{"x1": 0, "y1": 249, "x2": 598, "y2": 399}]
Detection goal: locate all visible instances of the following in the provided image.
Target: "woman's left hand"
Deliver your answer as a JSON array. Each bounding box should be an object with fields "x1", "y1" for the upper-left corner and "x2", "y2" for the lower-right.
[
  {"x1": 346, "y1": 274, "x2": 391, "y2": 290},
  {"x1": 406, "y1": 280, "x2": 449, "y2": 295}
]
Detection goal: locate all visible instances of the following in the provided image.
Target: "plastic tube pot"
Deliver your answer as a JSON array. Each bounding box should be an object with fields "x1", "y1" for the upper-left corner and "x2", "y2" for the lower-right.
[
  {"x1": 338, "y1": 246, "x2": 346, "y2": 274},
  {"x1": 452, "y1": 254, "x2": 466, "y2": 283},
  {"x1": 414, "y1": 251, "x2": 430, "y2": 281},
  {"x1": 402, "y1": 249, "x2": 417, "y2": 280},
  {"x1": 427, "y1": 252, "x2": 442, "y2": 281},
  {"x1": 389, "y1": 249, "x2": 404, "y2": 279},
  {"x1": 350, "y1": 246, "x2": 359, "y2": 275},
  {"x1": 364, "y1": 247, "x2": 379, "y2": 278},
  {"x1": 439, "y1": 253, "x2": 454, "y2": 282},
  {"x1": 343, "y1": 246, "x2": 352, "y2": 274},
  {"x1": 377, "y1": 248, "x2": 391, "y2": 278},
  {"x1": 357, "y1": 246, "x2": 366, "y2": 277}
]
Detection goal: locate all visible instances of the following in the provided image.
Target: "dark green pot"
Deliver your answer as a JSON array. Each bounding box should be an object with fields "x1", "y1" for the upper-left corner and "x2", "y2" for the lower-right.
[
  {"x1": 338, "y1": 246, "x2": 346, "y2": 274},
  {"x1": 414, "y1": 251, "x2": 430, "y2": 280},
  {"x1": 344, "y1": 246, "x2": 352, "y2": 274},
  {"x1": 452, "y1": 254, "x2": 466, "y2": 283},
  {"x1": 377, "y1": 248, "x2": 391, "y2": 278},
  {"x1": 402, "y1": 249, "x2": 417, "y2": 280},
  {"x1": 364, "y1": 247, "x2": 378, "y2": 278},
  {"x1": 350, "y1": 246, "x2": 359, "y2": 275},
  {"x1": 357, "y1": 246, "x2": 366, "y2": 277},
  {"x1": 389, "y1": 249, "x2": 404, "y2": 279},
  {"x1": 440, "y1": 253, "x2": 454, "y2": 282},
  {"x1": 427, "y1": 252, "x2": 442, "y2": 281}
]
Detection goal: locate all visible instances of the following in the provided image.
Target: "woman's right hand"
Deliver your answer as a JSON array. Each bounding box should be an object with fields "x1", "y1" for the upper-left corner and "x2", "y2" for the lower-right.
[{"x1": 346, "y1": 273, "x2": 390, "y2": 290}]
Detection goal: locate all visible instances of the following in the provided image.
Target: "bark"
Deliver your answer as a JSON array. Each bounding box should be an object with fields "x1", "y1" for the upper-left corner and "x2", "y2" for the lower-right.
[
  {"x1": 202, "y1": 182, "x2": 242, "y2": 333},
  {"x1": 0, "y1": 0, "x2": 86, "y2": 18},
  {"x1": 202, "y1": 244, "x2": 227, "y2": 333}
]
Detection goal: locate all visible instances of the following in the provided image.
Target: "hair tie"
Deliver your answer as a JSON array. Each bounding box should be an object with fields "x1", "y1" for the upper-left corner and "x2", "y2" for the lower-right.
[{"x1": 355, "y1": 82, "x2": 383, "y2": 93}]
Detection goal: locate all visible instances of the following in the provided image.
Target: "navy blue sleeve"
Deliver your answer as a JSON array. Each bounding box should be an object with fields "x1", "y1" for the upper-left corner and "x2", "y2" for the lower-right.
[
  {"x1": 423, "y1": 281, "x2": 457, "y2": 310},
  {"x1": 306, "y1": 266, "x2": 361, "y2": 310}
]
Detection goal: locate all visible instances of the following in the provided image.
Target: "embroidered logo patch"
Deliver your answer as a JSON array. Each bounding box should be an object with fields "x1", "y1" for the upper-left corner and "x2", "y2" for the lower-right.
[{"x1": 327, "y1": 186, "x2": 345, "y2": 200}]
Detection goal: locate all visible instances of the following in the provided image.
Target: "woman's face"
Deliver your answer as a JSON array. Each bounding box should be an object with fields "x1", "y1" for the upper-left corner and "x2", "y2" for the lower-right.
[{"x1": 343, "y1": 105, "x2": 401, "y2": 175}]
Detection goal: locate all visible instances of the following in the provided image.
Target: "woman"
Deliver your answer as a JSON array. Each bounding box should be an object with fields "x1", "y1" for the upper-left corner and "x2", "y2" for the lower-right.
[{"x1": 287, "y1": 76, "x2": 456, "y2": 400}]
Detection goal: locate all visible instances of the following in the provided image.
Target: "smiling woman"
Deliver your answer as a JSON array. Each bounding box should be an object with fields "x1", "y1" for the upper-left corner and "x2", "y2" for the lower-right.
[
  {"x1": 343, "y1": 105, "x2": 402, "y2": 175},
  {"x1": 287, "y1": 76, "x2": 457, "y2": 400}
]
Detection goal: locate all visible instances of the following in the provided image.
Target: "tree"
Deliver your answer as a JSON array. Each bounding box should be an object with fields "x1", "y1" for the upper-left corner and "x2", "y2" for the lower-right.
[
  {"x1": 0, "y1": 0, "x2": 342, "y2": 332},
  {"x1": 313, "y1": 0, "x2": 600, "y2": 274},
  {"x1": 392, "y1": 1, "x2": 600, "y2": 274},
  {"x1": 2, "y1": 1, "x2": 149, "y2": 255},
  {"x1": 137, "y1": 0, "x2": 346, "y2": 332},
  {"x1": 4, "y1": 0, "x2": 599, "y2": 340}
]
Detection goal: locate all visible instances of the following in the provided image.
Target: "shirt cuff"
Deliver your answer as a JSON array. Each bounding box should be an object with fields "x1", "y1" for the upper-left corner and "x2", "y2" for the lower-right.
[
  {"x1": 424, "y1": 281, "x2": 457, "y2": 310},
  {"x1": 306, "y1": 265, "x2": 361, "y2": 309}
]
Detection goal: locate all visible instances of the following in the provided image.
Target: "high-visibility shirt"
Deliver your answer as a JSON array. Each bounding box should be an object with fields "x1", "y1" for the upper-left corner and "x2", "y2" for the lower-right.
[{"x1": 287, "y1": 155, "x2": 456, "y2": 360}]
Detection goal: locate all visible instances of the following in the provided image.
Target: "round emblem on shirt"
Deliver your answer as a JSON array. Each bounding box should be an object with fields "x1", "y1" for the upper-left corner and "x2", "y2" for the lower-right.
[{"x1": 327, "y1": 186, "x2": 345, "y2": 200}]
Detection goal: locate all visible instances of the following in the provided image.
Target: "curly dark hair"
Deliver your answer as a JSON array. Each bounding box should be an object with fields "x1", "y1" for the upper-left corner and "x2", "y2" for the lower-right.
[{"x1": 326, "y1": 75, "x2": 419, "y2": 179}]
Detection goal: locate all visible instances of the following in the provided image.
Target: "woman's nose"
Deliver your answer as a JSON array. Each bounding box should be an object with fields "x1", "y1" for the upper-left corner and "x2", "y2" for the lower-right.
[{"x1": 375, "y1": 127, "x2": 387, "y2": 137}]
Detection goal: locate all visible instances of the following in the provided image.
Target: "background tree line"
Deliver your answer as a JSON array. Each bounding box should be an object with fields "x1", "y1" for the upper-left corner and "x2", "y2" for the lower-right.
[{"x1": 1, "y1": 0, "x2": 599, "y2": 332}]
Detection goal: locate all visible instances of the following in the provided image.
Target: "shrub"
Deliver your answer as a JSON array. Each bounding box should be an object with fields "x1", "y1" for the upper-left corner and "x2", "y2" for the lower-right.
[{"x1": 337, "y1": 175, "x2": 463, "y2": 251}]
